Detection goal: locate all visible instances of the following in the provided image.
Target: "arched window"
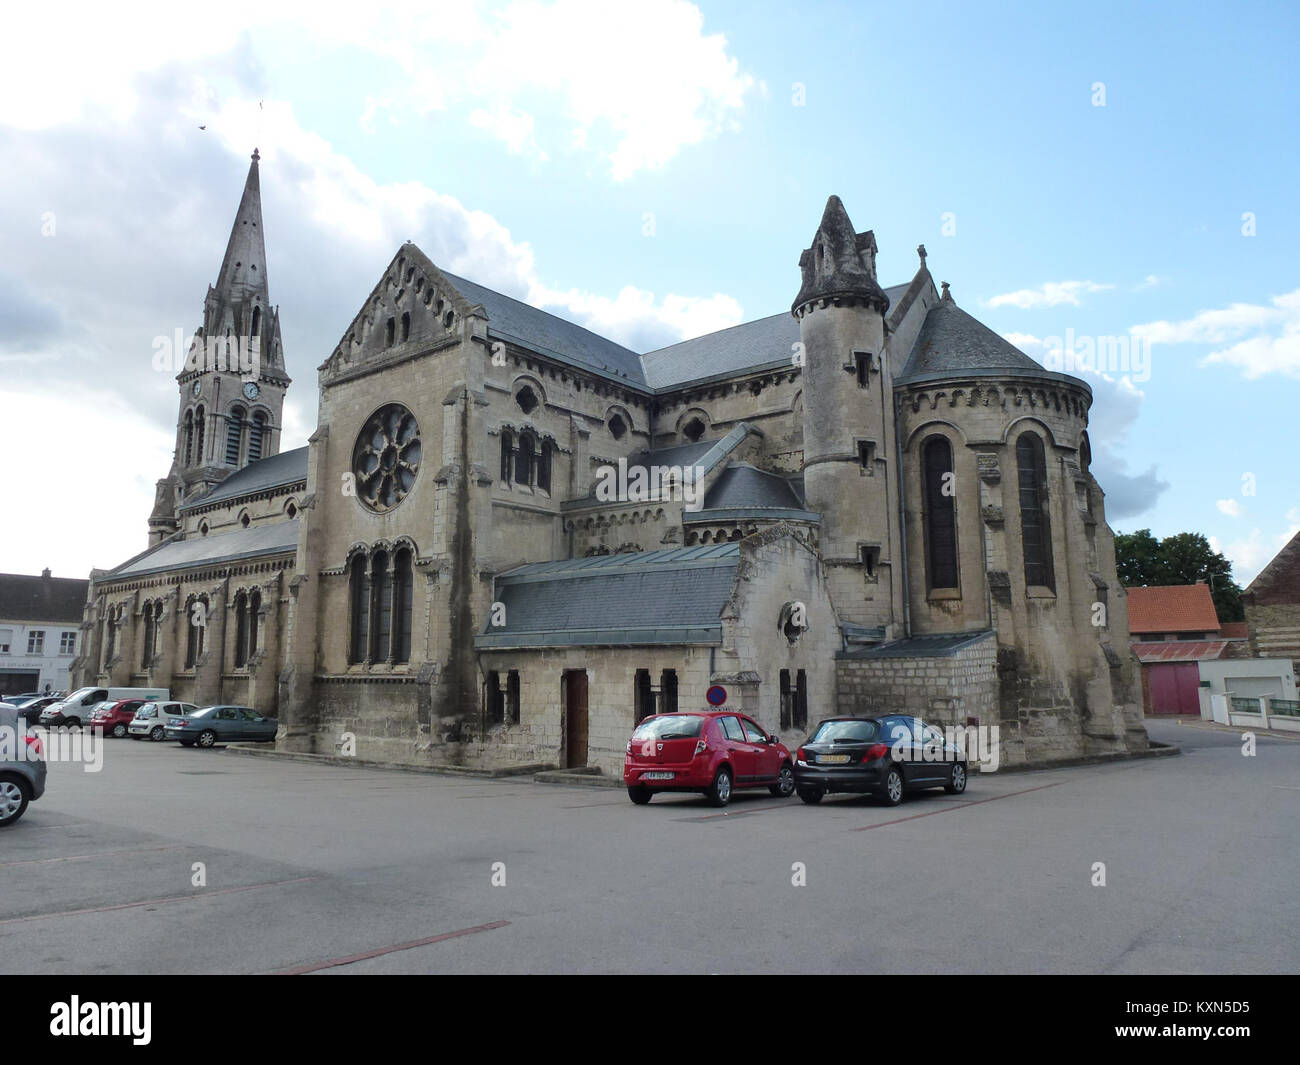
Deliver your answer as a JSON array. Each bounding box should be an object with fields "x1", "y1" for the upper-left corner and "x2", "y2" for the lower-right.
[
  {"x1": 250, "y1": 306, "x2": 261, "y2": 338},
  {"x1": 183, "y1": 410, "x2": 194, "y2": 466},
  {"x1": 385, "y1": 317, "x2": 395, "y2": 346},
  {"x1": 233, "y1": 591, "x2": 249, "y2": 668},
  {"x1": 608, "y1": 414, "x2": 627, "y2": 440},
  {"x1": 537, "y1": 440, "x2": 553, "y2": 492},
  {"x1": 393, "y1": 549, "x2": 413, "y2": 664},
  {"x1": 248, "y1": 411, "x2": 266, "y2": 463},
  {"x1": 194, "y1": 406, "x2": 205, "y2": 465},
  {"x1": 515, "y1": 431, "x2": 535, "y2": 486},
  {"x1": 500, "y1": 430, "x2": 513, "y2": 483},
  {"x1": 185, "y1": 596, "x2": 207, "y2": 668},
  {"x1": 922, "y1": 436, "x2": 959, "y2": 590},
  {"x1": 225, "y1": 405, "x2": 245, "y2": 465},
  {"x1": 141, "y1": 603, "x2": 155, "y2": 669},
  {"x1": 1016, "y1": 432, "x2": 1055, "y2": 591},
  {"x1": 400, "y1": 311, "x2": 410, "y2": 342},
  {"x1": 348, "y1": 555, "x2": 370, "y2": 664},
  {"x1": 248, "y1": 590, "x2": 261, "y2": 662},
  {"x1": 683, "y1": 417, "x2": 706, "y2": 442},
  {"x1": 370, "y1": 551, "x2": 392, "y2": 663}
]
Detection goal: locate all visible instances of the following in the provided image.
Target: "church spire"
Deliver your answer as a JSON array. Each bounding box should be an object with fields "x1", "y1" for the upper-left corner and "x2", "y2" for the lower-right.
[{"x1": 213, "y1": 149, "x2": 269, "y2": 304}]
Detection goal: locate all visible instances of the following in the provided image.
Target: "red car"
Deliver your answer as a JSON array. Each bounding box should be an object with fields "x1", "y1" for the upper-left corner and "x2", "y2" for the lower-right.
[
  {"x1": 89, "y1": 699, "x2": 147, "y2": 738},
  {"x1": 624, "y1": 711, "x2": 794, "y2": 806}
]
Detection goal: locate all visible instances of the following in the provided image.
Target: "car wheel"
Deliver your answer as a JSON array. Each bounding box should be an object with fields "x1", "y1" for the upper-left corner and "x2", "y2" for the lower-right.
[
  {"x1": 627, "y1": 785, "x2": 652, "y2": 805},
  {"x1": 149, "y1": 726, "x2": 166, "y2": 742},
  {"x1": 111, "y1": 723, "x2": 127, "y2": 738},
  {"x1": 769, "y1": 763, "x2": 795, "y2": 797},
  {"x1": 945, "y1": 762, "x2": 968, "y2": 795},
  {"x1": 797, "y1": 786, "x2": 823, "y2": 804},
  {"x1": 882, "y1": 766, "x2": 905, "y2": 806},
  {"x1": 706, "y1": 767, "x2": 733, "y2": 807},
  {"x1": 66, "y1": 718, "x2": 80, "y2": 728},
  {"x1": 197, "y1": 730, "x2": 217, "y2": 749},
  {"x1": 0, "y1": 775, "x2": 31, "y2": 827}
]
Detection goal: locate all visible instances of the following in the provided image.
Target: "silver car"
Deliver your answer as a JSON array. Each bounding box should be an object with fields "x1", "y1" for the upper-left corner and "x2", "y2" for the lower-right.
[{"x1": 0, "y1": 702, "x2": 47, "y2": 826}]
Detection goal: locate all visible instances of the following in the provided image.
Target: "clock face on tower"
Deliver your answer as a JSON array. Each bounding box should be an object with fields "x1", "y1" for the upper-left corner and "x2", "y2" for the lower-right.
[
  {"x1": 191, "y1": 380, "x2": 202, "y2": 397},
  {"x1": 243, "y1": 381, "x2": 261, "y2": 401}
]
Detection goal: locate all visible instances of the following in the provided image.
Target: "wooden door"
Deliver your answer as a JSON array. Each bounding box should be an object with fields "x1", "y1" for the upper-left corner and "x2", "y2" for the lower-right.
[
  {"x1": 564, "y1": 670, "x2": 589, "y2": 768},
  {"x1": 1149, "y1": 662, "x2": 1201, "y2": 715}
]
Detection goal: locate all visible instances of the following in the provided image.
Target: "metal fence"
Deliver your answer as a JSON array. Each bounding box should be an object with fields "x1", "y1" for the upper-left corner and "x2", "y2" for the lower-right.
[{"x1": 1270, "y1": 698, "x2": 1300, "y2": 717}]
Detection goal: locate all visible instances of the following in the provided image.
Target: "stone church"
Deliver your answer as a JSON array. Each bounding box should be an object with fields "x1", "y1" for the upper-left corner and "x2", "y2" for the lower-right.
[{"x1": 73, "y1": 152, "x2": 1149, "y2": 774}]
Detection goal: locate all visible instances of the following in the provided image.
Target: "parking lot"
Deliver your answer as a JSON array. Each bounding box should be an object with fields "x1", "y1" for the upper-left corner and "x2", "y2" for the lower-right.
[{"x1": 2, "y1": 719, "x2": 1296, "y2": 974}]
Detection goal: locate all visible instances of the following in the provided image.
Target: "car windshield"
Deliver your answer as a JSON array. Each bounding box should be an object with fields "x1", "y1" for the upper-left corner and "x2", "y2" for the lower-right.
[
  {"x1": 631, "y1": 714, "x2": 705, "y2": 741},
  {"x1": 809, "y1": 719, "x2": 881, "y2": 743}
]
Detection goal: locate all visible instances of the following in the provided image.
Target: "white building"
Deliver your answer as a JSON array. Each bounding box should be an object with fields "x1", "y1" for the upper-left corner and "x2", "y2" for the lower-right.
[{"x1": 0, "y1": 569, "x2": 88, "y2": 697}]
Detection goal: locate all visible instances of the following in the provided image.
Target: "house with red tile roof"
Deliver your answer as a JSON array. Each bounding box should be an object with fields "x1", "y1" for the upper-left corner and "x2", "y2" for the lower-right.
[{"x1": 1126, "y1": 582, "x2": 1296, "y2": 715}]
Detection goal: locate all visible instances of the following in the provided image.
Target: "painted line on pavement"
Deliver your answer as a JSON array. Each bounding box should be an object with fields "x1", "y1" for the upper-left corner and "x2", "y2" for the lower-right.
[
  {"x1": 853, "y1": 781, "x2": 1065, "y2": 831},
  {"x1": 277, "y1": 920, "x2": 511, "y2": 974},
  {"x1": 0, "y1": 875, "x2": 323, "y2": 926}
]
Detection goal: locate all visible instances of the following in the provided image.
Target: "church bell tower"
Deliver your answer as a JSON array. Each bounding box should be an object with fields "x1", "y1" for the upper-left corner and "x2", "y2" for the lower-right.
[{"x1": 149, "y1": 149, "x2": 292, "y2": 545}]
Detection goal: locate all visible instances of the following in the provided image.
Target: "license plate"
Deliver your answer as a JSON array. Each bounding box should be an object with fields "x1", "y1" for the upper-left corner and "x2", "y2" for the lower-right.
[
  {"x1": 643, "y1": 772, "x2": 675, "y2": 780},
  {"x1": 818, "y1": 754, "x2": 850, "y2": 764}
]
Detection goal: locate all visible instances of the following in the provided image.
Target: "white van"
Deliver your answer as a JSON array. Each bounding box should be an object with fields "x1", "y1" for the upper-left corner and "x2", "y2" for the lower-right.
[
  {"x1": 40, "y1": 687, "x2": 170, "y2": 727},
  {"x1": 128, "y1": 700, "x2": 199, "y2": 742}
]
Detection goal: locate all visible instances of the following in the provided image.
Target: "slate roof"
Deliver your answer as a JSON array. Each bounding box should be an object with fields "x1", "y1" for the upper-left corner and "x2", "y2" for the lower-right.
[
  {"x1": 897, "y1": 297, "x2": 1086, "y2": 390},
  {"x1": 561, "y1": 424, "x2": 756, "y2": 511},
  {"x1": 700, "y1": 465, "x2": 804, "y2": 511},
  {"x1": 475, "y1": 545, "x2": 739, "y2": 648},
  {"x1": 0, "y1": 572, "x2": 89, "y2": 623},
  {"x1": 837, "y1": 629, "x2": 994, "y2": 660},
  {"x1": 640, "y1": 283, "x2": 911, "y2": 390},
  {"x1": 1126, "y1": 585, "x2": 1221, "y2": 634},
  {"x1": 106, "y1": 520, "x2": 300, "y2": 579},
  {"x1": 443, "y1": 272, "x2": 647, "y2": 385},
  {"x1": 179, "y1": 447, "x2": 309, "y2": 511}
]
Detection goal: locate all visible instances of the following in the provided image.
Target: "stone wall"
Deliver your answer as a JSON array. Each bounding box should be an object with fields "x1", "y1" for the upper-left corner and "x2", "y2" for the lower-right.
[{"x1": 835, "y1": 633, "x2": 998, "y2": 728}]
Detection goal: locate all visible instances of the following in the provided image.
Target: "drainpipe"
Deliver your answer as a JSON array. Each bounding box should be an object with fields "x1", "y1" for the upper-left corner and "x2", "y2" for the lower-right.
[{"x1": 893, "y1": 388, "x2": 912, "y2": 639}]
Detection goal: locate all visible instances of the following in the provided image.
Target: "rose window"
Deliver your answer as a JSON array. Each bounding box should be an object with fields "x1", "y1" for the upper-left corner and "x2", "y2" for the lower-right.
[{"x1": 352, "y1": 404, "x2": 421, "y2": 512}]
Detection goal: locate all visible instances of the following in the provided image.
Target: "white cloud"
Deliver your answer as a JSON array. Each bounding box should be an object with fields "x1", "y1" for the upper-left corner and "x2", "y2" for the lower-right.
[
  {"x1": 1134, "y1": 274, "x2": 1166, "y2": 291},
  {"x1": 469, "y1": 103, "x2": 548, "y2": 162},
  {"x1": 0, "y1": 0, "x2": 753, "y2": 180},
  {"x1": 1132, "y1": 288, "x2": 1300, "y2": 379},
  {"x1": 986, "y1": 280, "x2": 1114, "y2": 309},
  {"x1": 1216, "y1": 498, "x2": 1243, "y2": 517}
]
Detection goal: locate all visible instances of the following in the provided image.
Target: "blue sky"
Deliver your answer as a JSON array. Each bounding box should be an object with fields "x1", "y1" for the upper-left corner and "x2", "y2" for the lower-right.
[{"x1": 1, "y1": 0, "x2": 1296, "y2": 584}]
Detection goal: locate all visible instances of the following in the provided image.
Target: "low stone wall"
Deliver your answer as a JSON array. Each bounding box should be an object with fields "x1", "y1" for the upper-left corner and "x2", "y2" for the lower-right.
[{"x1": 835, "y1": 634, "x2": 998, "y2": 727}]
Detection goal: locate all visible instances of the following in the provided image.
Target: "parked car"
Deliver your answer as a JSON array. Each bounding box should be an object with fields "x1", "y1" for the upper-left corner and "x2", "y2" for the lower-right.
[
  {"x1": 40, "y1": 686, "x2": 169, "y2": 728},
  {"x1": 128, "y1": 701, "x2": 199, "y2": 741},
  {"x1": 793, "y1": 715, "x2": 968, "y2": 806},
  {"x1": 8, "y1": 695, "x2": 61, "y2": 726},
  {"x1": 165, "y1": 705, "x2": 278, "y2": 748},
  {"x1": 623, "y1": 710, "x2": 794, "y2": 806},
  {"x1": 89, "y1": 699, "x2": 148, "y2": 738},
  {"x1": 0, "y1": 702, "x2": 47, "y2": 827}
]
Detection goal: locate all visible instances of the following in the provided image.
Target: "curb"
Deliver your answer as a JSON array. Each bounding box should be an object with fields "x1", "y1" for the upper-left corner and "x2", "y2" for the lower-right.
[
  {"x1": 991, "y1": 741, "x2": 1180, "y2": 774},
  {"x1": 221, "y1": 744, "x2": 556, "y2": 779}
]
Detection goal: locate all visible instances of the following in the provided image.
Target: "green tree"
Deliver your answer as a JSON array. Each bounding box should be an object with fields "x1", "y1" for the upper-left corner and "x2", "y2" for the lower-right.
[{"x1": 1114, "y1": 528, "x2": 1244, "y2": 622}]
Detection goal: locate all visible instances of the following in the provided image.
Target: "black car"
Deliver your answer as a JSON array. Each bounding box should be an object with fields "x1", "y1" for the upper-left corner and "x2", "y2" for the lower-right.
[
  {"x1": 793, "y1": 715, "x2": 968, "y2": 805},
  {"x1": 7, "y1": 696, "x2": 61, "y2": 726}
]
